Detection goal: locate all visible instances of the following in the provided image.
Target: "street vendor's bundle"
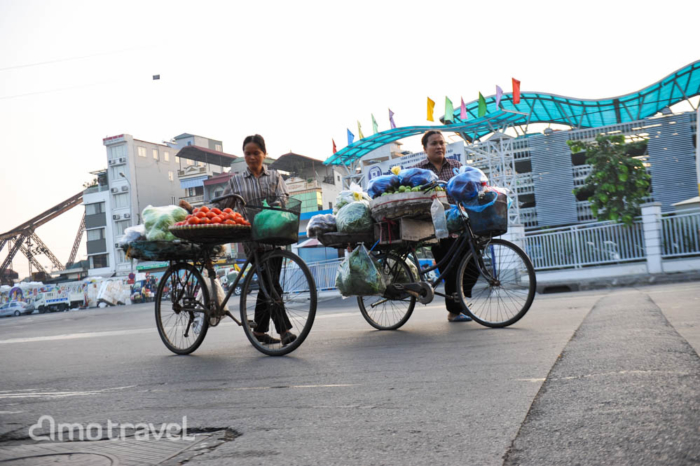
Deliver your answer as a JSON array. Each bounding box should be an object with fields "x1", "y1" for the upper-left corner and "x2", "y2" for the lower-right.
[
  {"x1": 333, "y1": 183, "x2": 371, "y2": 214},
  {"x1": 367, "y1": 175, "x2": 400, "y2": 199},
  {"x1": 142, "y1": 205, "x2": 189, "y2": 241},
  {"x1": 247, "y1": 197, "x2": 301, "y2": 245},
  {"x1": 369, "y1": 165, "x2": 449, "y2": 221},
  {"x1": 336, "y1": 200, "x2": 373, "y2": 234},
  {"x1": 445, "y1": 166, "x2": 488, "y2": 204},
  {"x1": 446, "y1": 206, "x2": 467, "y2": 234},
  {"x1": 169, "y1": 205, "x2": 252, "y2": 243},
  {"x1": 462, "y1": 191, "x2": 510, "y2": 237},
  {"x1": 335, "y1": 244, "x2": 386, "y2": 297},
  {"x1": 307, "y1": 213, "x2": 337, "y2": 237}
]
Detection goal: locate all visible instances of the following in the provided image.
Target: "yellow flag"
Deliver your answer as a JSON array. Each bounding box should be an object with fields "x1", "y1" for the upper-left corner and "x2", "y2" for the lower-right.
[
  {"x1": 357, "y1": 121, "x2": 365, "y2": 139},
  {"x1": 427, "y1": 97, "x2": 435, "y2": 122}
]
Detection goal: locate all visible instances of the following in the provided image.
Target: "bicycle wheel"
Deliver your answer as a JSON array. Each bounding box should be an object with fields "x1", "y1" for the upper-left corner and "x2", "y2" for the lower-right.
[
  {"x1": 357, "y1": 253, "x2": 416, "y2": 330},
  {"x1": 155, "y1": 263, "x2": 210, "y2": 354},
  {"x1": 240, "y1": 249, "x2": 317, "y2": 356},
  {"x1": 456, "y1": 239, "x2": 536, "y2": 328}
]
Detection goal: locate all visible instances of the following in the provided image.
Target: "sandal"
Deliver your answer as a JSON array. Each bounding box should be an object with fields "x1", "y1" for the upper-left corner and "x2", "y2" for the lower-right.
[
  {"x1": 255, "y1": 333, "x2": 280, "y2": 345},
  {"x1": 448, "y1": 313, "x2": 472, "y2": 323},
  {"x1": 281, "y1": 332, "x2": 297, "y2": 346}
]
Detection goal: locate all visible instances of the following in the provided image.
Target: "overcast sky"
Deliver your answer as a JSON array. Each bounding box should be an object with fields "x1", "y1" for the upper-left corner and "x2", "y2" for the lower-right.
[{"x1": 1, "y1": 0, "x2": 698, "y2": 279}]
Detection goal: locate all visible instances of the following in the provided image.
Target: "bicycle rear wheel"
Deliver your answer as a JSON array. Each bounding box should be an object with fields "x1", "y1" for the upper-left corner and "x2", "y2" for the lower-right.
[
  {"x1": 456, "y1": 239, "x2": 536, "y2": 328},
  {"x1": 155, "y1": 263, "x2": 210, "y2": 354},
  {"x1": 357, "y1": 253, "x2": 416, "y2": 330},
  {"x1": 240, "y1": 249, "x2": 317, "y2": 356}
]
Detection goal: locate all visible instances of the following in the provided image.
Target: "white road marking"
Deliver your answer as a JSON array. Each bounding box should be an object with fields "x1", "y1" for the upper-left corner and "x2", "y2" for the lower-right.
[
  {"x1": 0, "y1": 386, "x2": 136, "y2": 400},
  {"x1": 0, "y1": 329, "x2": 154, "y2": 344}
]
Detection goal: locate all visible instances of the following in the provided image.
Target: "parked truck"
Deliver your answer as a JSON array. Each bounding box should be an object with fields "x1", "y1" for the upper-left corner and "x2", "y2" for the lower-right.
[{"x1": 33, "y1": 289, "x2": 85, "y2": 313}]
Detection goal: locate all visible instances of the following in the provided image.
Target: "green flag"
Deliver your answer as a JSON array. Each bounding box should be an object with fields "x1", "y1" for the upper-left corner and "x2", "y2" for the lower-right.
[
  {"x1": 372, "y1": 114, "x2": 378, "y2": 134},
  {"x1": 444, "y1": 97, "x2": 454, "y2": 123},
  {"x1": 478, "y1": 92, "x2": 487, "y2": 117}
]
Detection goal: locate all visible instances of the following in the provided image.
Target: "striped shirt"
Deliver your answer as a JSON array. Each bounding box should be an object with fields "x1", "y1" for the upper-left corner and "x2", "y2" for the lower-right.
[{"x1": 412, "y1": 157, "x2": 462, "y2": 203}]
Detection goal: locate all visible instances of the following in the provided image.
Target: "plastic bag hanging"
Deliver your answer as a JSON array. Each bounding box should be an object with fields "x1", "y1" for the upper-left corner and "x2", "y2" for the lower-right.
[
  {"x1": 446, "y1": 166, "x2": 489, "y2": 203},
  {"x1": 335, "y1": 244, "x2": 387, "y2": 297},
  {"x1": 367, "y1": 174, "x2": 400, "y2": 199},
  {"x1": 430, "y1": 198, "x2": 449, "y2": 239}
]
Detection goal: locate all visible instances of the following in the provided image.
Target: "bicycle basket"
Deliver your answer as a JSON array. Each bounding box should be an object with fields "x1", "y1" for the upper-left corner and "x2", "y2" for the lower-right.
[
  {"x1": 245, "y1": 196, "x2": 302, "y2": 245},
  {"x1": 465, "y1": 192, "x2": 509, "y2": 237}
]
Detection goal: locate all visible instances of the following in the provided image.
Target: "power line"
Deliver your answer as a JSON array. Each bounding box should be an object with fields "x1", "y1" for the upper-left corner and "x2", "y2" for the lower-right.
[{"x1": 0, "y1": 46, "x2": 155, "y2": 73}]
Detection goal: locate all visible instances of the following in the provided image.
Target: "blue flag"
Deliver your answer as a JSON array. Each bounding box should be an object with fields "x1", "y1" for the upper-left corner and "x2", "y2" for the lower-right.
[{"x1": 347, "y1": 129, "x2": 355, "y2": 145}]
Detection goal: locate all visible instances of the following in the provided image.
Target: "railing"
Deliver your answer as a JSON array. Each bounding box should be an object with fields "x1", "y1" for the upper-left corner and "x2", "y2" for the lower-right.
[
  {"x1": 83, "y1": 185, "x2": 110, "y2": 194},
  {"x1": 520, "y1": 207, "x2": 538, "y2": 227},
  {"x1": 661, "y1": 209, "x2": 700, "y2": 258},
  {"x1": 572, "y1": 165, "x2": 592, "y2": 187},
  {"x1": 179, "y1": 195, "x2": 204, "y2": 204},
  {"x1": 282, "y1": 258, "x2": 342, "y2": 292},
  {"x1": 523, "y1": 220, "x2": 646, "y2": 270},
  {"x1": 576, "y1": 201, "x2": 595, "y2": 222},
  {"x1": 515, "y1": 172, "x2": 534, "y2": 195}
]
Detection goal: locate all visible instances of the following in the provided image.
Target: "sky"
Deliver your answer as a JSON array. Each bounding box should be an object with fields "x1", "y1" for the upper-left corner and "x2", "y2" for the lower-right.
[{"x1": 1, "y1": 0, "x2": 699, "y2": 280}]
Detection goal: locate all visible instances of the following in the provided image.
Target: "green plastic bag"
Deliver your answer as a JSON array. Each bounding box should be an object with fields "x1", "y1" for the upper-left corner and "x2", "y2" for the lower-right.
[
  {"x1": 252, "y1": 206, "x2": 297, "y2": 242},
  {"x1": 335, "y1": 245, "x2": 386, "y2": 297},
  {"x1": 142, "y1": 205, "x2": 188, "y2": 242},
  {"x1": 336, "y1": 200, "x2": 373, "y2": 234}
]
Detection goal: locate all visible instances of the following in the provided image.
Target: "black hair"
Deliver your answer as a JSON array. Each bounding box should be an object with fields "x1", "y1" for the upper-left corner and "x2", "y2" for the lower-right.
[
  {"x1": 421, "y1": 130, "x2": 443, "y2": 149},
  {"x1": 242, "y1": 134, "x2": 267, "y2": 154}
]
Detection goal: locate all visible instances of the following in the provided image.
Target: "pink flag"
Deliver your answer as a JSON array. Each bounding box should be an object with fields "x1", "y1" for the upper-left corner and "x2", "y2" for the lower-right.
[
  {"x1": 460, "y1": 97, "x2": 467, "y2": 120},
  {"x1": 495, "y1": 85, "x2": 503, "y2": 109},
  {"x1": 389, "y1": 108, "x2": 396, "y2": 129}
]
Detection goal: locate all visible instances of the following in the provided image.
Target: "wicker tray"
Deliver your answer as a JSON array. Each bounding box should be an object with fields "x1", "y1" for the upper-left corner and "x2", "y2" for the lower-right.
[
  {"x1": 317, "y1": 231, "x2": 376, "y2": 249},
  {"x1": 370, "y1": 191, "x2": 450, "y2": 222},
  {"x1": 126, "y1": 240, "x2": 221, "y2": 261},
  {"x1": 169, "y1": 224, "x2": 252, "y2": 244}
]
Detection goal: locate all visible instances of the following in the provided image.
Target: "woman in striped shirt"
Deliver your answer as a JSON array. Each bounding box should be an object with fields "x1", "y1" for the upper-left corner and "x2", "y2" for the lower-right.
[{"x1": 217, "y1": 135, "x2": 296, "y2": 346}]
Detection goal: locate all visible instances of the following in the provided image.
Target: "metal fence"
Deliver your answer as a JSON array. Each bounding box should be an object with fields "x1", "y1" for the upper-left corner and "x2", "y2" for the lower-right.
[
  {"x1": 661, "y1": 209, "x2": 700, "y2": 258},
  {"x1": 523, "y1": 220, "x2": 646, "y2": 270},
  {"x1": 282, "y1": 257, "x2": 342, "y2": 292}
]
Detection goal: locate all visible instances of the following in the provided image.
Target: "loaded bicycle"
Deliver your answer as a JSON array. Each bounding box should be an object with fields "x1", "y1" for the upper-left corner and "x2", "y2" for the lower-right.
[
  {"x1": 131, "y1": 194, "x2": 317, "y2": 356},
  {"x1": 321, "y1": 182, "x2": 536, "y2": 330}
]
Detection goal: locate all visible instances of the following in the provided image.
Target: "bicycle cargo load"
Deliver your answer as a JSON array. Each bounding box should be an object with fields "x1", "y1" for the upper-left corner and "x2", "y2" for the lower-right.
[
  {"x1": 126, "y1": 240, "x2": 222, "y2": 261},
  {"x1": 463, "y1": 192, "x2": 509, "y2": 237},
  {"x1": 369, "y1": 191, "x2": 450, "y2": 222},
  {"x1": 169, "y1": 224, "x2": 252, "y2": 244},
  {"x1": 246, "y1": 196, "x2": 302, "y2": 246}
]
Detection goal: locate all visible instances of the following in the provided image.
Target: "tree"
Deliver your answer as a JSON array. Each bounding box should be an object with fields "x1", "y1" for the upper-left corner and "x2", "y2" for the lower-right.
[{"x1": 568, "y1": 135, "x2": 651, "y2": 226}]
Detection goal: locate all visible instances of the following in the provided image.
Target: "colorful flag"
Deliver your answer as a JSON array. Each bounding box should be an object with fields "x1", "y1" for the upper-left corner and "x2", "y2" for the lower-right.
[
  {"x1": 478, "y1": 92, "x2": 487, "y2": 117},
  {"x1": 332, "y1": 139, "x2": 337, "y2": 154},
  {"x1": 460, "y1": 97, "x2": 467, "y2": 120},
  {"x1": 444, "y1": 97, "x2": 454, "y2": 123},
  {"x1": 512, "y1": 78, "x2": 521, "y2": 104},
  {"x1": 427, "y1": 97, "x2": 435, "y2": 122},
  {"x1": 347, "y1": 129, "x2": 354, "y2": 145},
  {"x1": 372, "y1": 114, "x2": 378, "y2": 134},
  {"x1": 389, "y1": 108, "x2": 396, "y2": 129},
  {"x1": 357, "y1": 121, "x2": 365, "y2": 140},
  {"x1": 495, "y1": 85, "x2": 503, "y2": 109}
]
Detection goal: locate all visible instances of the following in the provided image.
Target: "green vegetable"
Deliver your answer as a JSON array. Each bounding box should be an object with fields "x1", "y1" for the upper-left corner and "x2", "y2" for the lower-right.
[
  {"x1": 336, "y1": 245, "x2": 386, "y2": 297},
  {"x1": 142, "y1": 205, "x2": 188, "y2": 242},
  {"x1": 336, "y1": 201, "x2": 373, "y2": 233}
]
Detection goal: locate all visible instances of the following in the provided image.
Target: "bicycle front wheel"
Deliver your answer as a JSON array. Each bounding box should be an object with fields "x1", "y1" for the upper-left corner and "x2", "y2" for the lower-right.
[
  {"x1": 155, "y1": 263, "x2": 210, "y2": 354},
  {"x1": 240, "y1": 250, "x2": 317, "y2": 356},
  {"x1": 357, "y1": 253, "x2": 416, "y2": 330},
  {"x1": 456, "y1": 239, "x2": 536, "y2": 328}
]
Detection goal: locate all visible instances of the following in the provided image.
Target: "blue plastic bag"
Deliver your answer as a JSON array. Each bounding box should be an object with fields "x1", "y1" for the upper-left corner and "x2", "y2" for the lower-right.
[
  {"x1": 367, "y1": 175, "x2": 400, "y2": 199},
  {"x1": 446, "y1": 205, "x2": 467, "y2": 233},
  {"x1": 397, "y1": 168, "x2": 438, "y2": 188},
  {"x1": 446, "y1": 166, "x2": 488, "y2": 203}
]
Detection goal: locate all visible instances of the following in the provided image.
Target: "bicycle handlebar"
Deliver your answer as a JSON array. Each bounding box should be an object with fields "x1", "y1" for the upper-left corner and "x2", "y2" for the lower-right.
[{"x1": 210, "y1": 193, "x2": 246, "y2": 207}]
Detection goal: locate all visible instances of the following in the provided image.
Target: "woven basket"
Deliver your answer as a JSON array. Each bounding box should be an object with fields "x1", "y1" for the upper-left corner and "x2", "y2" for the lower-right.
[
  {"x1": 370, "y1": 191, "x2": 450, "y2": 222},
  {"x1": 169, "y1": 224, "x2": 252, "y2": 244},
  {"x1": 317, "y1": 231, "x2": 375, "y2": 249},
  {"x1": 126, "y1": 240, "x2": 221, "y2": 261}
]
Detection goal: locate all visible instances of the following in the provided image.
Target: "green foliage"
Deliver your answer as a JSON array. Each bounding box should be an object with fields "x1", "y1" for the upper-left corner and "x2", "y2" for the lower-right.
[{"x1": 567, "y1": 135, "x2": 651, "y2": 226}]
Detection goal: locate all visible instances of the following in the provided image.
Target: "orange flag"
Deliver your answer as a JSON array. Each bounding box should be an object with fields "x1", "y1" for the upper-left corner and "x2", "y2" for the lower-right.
[
  {"x1": 512, "y1": 78, "x2": 521, "y2": 104},
  {"x1": 332, "y1": 139, "x2": 337, "y2": 154}
]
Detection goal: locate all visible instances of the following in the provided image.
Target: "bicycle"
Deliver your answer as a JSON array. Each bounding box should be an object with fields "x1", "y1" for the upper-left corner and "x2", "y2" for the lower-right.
[
  {"x1": 358, "y1": 187, "x2": 536, "y2": 330},
  {"x1": 153, "y1": 194, "x2": 317, "y2": 356}
]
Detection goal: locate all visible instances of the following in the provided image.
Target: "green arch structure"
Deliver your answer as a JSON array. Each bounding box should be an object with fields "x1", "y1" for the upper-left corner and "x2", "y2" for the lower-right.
[{"x1": 325, "y1": 59, "x2": 700, "y2": 166}]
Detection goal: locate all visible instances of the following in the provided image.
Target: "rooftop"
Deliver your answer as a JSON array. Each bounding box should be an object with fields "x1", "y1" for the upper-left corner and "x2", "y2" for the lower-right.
[{"x1": 176, "y1": 145, "x2": 238, "y2": 167}]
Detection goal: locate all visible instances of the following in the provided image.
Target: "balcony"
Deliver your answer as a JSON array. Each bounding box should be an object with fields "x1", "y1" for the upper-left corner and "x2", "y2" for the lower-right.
[
  {"x1": 515, "y1": 173, "x2": 534, "y2": 195},
  {"x1": 84, "y1": 185, "x2": 110, "y2": 195},
  {"x1": 286, "y1": 179, "x2": 321, "y2": 193},
  {"x1": 86, "y1": 239, "x2": 107, "y2": 255},
  {"x1": 572, "y1": 165, "x2": 593, "y2": 188},
  {"x1": 85, "y1": 212, "x2": 106, "y2": 229},
  {"x1": 180, "y1": 194, "x2": 204, "y2": 206},
  {"x1": 178, "y1": 166, "x2": 208, "y2": 178}
]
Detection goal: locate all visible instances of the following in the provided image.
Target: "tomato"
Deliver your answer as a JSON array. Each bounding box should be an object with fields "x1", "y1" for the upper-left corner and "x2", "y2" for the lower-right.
[
  {"x1": 202, "y1": 218, "x2": 211, "y2": 224},
  {"x1": 188, "y1": 218, "x2": 200, "y2": 225},
  {"x1": 211, "y1": 216, "x2": 222, "y2": 223},
  {"x1": 223, "y1": 219, "x2": 235, "y2": 225},
  {"x1": 200, "y1": 206, "x2": 209, "y2": 214},
  {"x1": 204, "y1": 212, "x2": 215, "y2": 219},
  {"x1": 211, "y1": 208, "x2": 222, "y2": 215},
  {"x1": 192, "y1": 208, "x2": 199, "y2": 213},
  {"x1": 223, "y1": 208, "x2": 233, "y2": 213},
  {"x1": 195, "y1": 212, "x2": 205, "y2": 219}
]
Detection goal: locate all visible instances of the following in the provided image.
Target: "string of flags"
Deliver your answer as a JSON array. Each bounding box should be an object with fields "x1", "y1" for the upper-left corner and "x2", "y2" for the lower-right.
[{"x1": 335, "y1": 78, "x2": 522, "y2": 152}]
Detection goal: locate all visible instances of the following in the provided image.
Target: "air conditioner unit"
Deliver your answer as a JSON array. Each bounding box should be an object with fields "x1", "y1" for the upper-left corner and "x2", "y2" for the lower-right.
[
  {"x1": 110, "y1": 188, "x2": 119, "y2": 193},
  {"x1": 124, "y1": 213, "x2": 131, "y2": 219},
  {"x1": 119, "y1": 158, "x2": 126, "y2": 163},
  {"x1": 108, "y1": 160, "x2": 115, "y2": 165},
  {"x1": 121, "y1": 186, "x2": 128, "y2": 192},
  {"x1": 112, "y1": 214, "x2": 121, "y2": 220},
  {"x1": 115, "y1": 243, "x2": 120, "y2": 249}
]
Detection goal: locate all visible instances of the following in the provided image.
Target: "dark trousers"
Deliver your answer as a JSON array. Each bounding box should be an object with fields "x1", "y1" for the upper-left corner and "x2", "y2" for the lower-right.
[
  {"x1": 431, "y1": 237, "x2": 479, "y2": 314},
  {"x1": 253, "y1": 256, "x2": 292, "y2": 334}
]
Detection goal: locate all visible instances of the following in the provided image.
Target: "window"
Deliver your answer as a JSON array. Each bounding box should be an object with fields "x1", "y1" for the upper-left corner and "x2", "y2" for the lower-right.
[
  {"x1": 213, "y1": 188, "x2": 224, "y2": 198},
  {"x1": 215, "y1": 144, "x2": 222, "y2": 152},
  {"x1": 87, "y1": 228, "x2": 105, "y2": 241},
  {"x1": 116, "y1": 249, "x2": 127, "y2": 264},
  {"x1": 329, "y1": 202, "x2": 333, "y2": 210},
  {"x1": 164, "y1": 152, "x2": 170, "y2": 162},
  {"x1": 137, "y1": 147, "x2": 147, "y2": 157},
  {"x1": 85, "y1": 202, "x2": 104, "y2": 215},
  {"x1": 110, "y1": 165, "x2": 126, "y2": 180},
  {"x1": 175, "y1": 156, "x2": 180, "y2": 164},
  {"x1": 114, "y1": 220, "x2": 130, "y2": 236},
  {"x1": 113, "y1": 193, "x2": 129, "y2": 208},
  {"x1": 198, "y1": 161, "x2": 205, "y2": 167},
  {"x1": 168, "y1": 171, "x2": 173, "y2": 181},
  {"x1": 89, "y1": 254, "x2": 109, "y2": 269},
  {"x1": 108, "y1": 144, "x2": 127, "y2": 159},
  {"x1": 187, "y1": 159, "x2": 194, "y2": 166},
  {"x1": 337, "y1": 174, "x2": 341, "y2": 182},
  {"x1": 153, "y1": 149, "x2": 159, "y2": 160}
]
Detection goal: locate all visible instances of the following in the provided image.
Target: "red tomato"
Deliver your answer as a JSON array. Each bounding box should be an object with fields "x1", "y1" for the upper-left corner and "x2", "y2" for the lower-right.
[
  {"x1": 188, "y1": 218, "x2": 200, "y2": 225},
  {"x1": 200, "y1": 206, "x2": 210, "y2": 214},
  {"x1": 192, "y1": 208, "x2": 200, "y2": 213},
  {"x1": 211, "y1": 208, "x2": 222, "y2": 215},
  {"x1": 223, "y1": 208, "x2": 233, "y2": 213},
  {"x1": 224, "y1": 219, "x2": 235, "y2": 225},
  {"x1": 206, "y1": 212, "x2": 216, "y2": 219},
  {"x1": 211, "y1": 216, "x2": 222, "y2": 224},
  {"x1": 202, "y1": 218, "x2": 211, "y2": 224},
  {"x1": 195, "y1": 212, "x2": 206, "y2": 219}
]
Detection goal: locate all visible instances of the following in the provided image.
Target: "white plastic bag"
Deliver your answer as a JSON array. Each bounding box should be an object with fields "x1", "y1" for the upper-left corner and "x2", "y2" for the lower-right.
[
  {"x1": 119, "y1": 224, "x2": 146, "y2": 247},
  {"x1": 431, "y1": 198, "x2": 449, "y2": 239},
  {"x1": 333, "y1": 183, "x2": 371, "y2": 214}
]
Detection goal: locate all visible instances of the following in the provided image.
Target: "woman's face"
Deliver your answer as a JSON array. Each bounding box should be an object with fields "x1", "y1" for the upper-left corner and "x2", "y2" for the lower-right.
[
  {"x1": 244, "y1": 142, "x2": 266, "y2": 172},
  {"x1": 425, "y1": 133, "x2": 447, "y2": 165}
]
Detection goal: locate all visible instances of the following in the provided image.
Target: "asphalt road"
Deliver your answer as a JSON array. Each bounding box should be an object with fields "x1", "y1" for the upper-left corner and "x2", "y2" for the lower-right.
[{"x1": 0, "y1": 282, "x2": 698, "y2": 465}]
